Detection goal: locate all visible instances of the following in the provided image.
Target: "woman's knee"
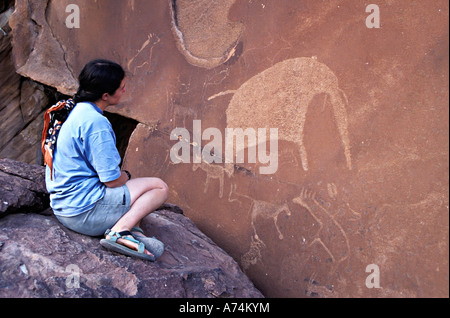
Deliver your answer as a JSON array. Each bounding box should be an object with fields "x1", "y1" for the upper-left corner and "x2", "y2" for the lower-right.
[
  {"x1": 142, "y1": 178, "x2": 168, "y2": 206},
  {"x1": 157, "y1": 178, "x2": 169, "y2": 201},
  {"x1": 126, "y1": 177, "x2": 169, "y2": 204}
]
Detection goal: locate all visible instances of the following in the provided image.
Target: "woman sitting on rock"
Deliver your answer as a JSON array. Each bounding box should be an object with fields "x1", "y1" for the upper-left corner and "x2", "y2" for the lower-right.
[{"x1": 43, "y1": 59, "x2": 169, "y2": 261}]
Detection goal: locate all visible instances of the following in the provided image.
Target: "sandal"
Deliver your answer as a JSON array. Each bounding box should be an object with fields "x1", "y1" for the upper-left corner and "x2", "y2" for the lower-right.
[
  {"x1": 131, "y1": 227, "x2": 165, "y2": 259},
  {"x1": 100, "y1": 229, "x2": 156, "y2": 262}
]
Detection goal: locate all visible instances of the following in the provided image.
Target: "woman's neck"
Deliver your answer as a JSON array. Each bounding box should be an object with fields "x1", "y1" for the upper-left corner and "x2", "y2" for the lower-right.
[{"x1": 94, "y1": 100, "x2": 109, "y2": 112}]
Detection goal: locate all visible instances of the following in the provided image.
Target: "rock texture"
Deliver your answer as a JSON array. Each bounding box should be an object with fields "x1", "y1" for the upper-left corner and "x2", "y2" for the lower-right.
[
  {"x1": 0, "y1": 158, "x2": 48, "y2": 215},
  {"x1": 8, "y1": 0, "x2": 78, "y2": 96},
  {"x1": 170, "y1": 0, "x2": 243, "y2": 69},
  {"x1": 0, "y1": 211, "x2": 263, "y2": 298},
  {"x1": 0, "y1": 160, "x2": 263, "y2": 298},
  {"x1": 0, "y1": 4, "x2": 55, "y2": 165},
  {"x1": 3, "y1": 0, "x2": 449, "y2": 297}
]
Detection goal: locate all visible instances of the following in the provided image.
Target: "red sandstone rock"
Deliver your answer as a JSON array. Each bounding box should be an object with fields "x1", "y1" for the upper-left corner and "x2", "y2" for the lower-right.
[
  {"x1": 9, "y1": 0, "x2": 78, "y2": 95},
  {"x1": 5, "y1": 0, "x2": 449, "y2": 297}
]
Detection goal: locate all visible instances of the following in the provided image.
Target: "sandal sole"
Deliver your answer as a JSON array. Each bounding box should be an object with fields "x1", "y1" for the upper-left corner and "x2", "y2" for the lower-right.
[{"x1": 100, "y1": 239, "x2": 156, "y2": 262}]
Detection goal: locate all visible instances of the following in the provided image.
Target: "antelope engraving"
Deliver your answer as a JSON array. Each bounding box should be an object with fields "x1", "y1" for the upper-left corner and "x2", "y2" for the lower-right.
[
  {"x1": 293, "y1": 188, "x2": 350, "y2": 264},
  {"x1": 229, "y1": 184, "x2": 292, "y2": 269},
  {"x1": 192, "y1": 162, "x2": 234, "y2": 198}
]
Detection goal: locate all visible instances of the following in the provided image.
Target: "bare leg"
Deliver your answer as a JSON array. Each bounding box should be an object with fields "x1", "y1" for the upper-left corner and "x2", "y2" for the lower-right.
[{"x1": 108, "y1": 178, "x2": 169, "y2": 254}]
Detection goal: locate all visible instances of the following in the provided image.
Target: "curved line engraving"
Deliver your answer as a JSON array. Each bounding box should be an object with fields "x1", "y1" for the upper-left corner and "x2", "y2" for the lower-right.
[
  {"x1": 225, "y1": 57, "x2": 352, "y2": 171},
  {"x1": 293, "y1": 188, "x2": 350, "y2": 264},
  {"x1": 169, "y1": 0, "x2": 243, "y2": 69}
]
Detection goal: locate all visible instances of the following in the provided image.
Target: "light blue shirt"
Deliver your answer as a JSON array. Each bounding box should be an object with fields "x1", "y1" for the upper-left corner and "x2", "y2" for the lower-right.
[{"x1": 46, "y1": 102, "x2": 121, "y2": 217}]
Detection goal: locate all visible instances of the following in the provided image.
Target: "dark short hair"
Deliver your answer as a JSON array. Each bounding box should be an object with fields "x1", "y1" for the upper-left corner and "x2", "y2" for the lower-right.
[{"x1": 73, "y1": 59, "x2": 125, "y2": 104}]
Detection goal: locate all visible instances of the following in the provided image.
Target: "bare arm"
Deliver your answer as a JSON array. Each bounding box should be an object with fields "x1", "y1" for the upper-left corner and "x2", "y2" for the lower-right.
[{"x1": 104, "y1": 171, "x2": 130, "y2": 188}]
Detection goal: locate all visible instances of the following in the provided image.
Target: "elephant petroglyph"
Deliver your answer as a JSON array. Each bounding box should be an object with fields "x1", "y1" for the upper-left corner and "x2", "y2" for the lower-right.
[{"x1": 224, "y1": 57, "x2": 352, "y2": 171}]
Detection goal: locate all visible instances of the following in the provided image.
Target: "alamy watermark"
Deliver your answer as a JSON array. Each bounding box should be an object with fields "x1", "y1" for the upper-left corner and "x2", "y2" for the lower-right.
[
  {"x1": 65, "y1": 4, "x2": 80, "y2": 29},
  {"x1": 366, "y1": 4, "x2": 381, "y2": 29},
  {"x1": 170, "y1": 120, "x2": 279, "y2": 175},
  {"x1": 65, "y1": 264, "x2": 81, "y2": 289},
  {"x1": 365, "y1": 264, "x2": 381, "y2": 289},
  {"x1": 64, "y1": 4, "x2": 380, "y2": 30}
]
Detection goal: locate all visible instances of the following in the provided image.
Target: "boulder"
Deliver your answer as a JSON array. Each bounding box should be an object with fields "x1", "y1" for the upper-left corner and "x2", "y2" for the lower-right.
[
  {"x1": 0, "y1": 211, "x2": 263, "y2": 298},
  {"x1": 0, "y1": 2, "x2": 54, "y2": 165},
  {"x1": 0, "y1": 158, "x2": 48, "y2": 215},
  {"x1": 8, "y1": 0, "x2": 78, "y2": 96},
  {"x1": 0, "y1": 160, "x2": 263, "y2": 298}
]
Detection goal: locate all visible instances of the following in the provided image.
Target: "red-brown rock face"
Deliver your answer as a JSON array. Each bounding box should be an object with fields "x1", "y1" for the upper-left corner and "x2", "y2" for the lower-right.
[{"x1": 9, "y1": 0, "x2": 449, "y2": 297}]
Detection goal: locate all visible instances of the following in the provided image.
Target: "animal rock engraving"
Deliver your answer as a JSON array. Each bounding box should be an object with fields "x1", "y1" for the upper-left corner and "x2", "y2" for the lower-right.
[
  {"x1": 293, "y1": 188, "x2": 350, "y2": 264},
  {"x1": 225, "y1": 57, "x2": 352, "y2": 171},
  {"x1": 192, "y1": 162, "x2": 234, "y2": 198},
  {"x1": 229, "y1": 184, "x2": 292, "y2": 269}
]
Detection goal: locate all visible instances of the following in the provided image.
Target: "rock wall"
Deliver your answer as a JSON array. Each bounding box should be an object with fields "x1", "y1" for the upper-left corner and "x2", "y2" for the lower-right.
[
  {"x1": 3, "y1": 0, "x2": 449, "y2": 297},
  {"x1": 0, "y1": 2, "x2": 59, "y2": 165}
]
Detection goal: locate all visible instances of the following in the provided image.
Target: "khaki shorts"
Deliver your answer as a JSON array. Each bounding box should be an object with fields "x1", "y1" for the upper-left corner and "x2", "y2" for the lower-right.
[{"x1": 56, "y1": 185, "x2": 131, "y2": 237}]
